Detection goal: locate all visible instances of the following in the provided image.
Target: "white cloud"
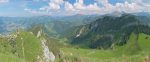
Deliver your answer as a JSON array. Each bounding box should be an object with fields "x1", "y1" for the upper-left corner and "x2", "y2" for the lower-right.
[
  {"x1": 74, "y1": 0, "x2": 85, "y2": 10},
  {"x1": 25, "y1": 0, "x2": 150, "y2": 16},
  {"x1": 71, "y1": 0, "x2": 141, "y2": 15},
  {"x1": 24, "y1": 8, "x2": 37, "y2": 14},
  {"x1": 37, "y1": 0, "x2": 64, "y2": 11},
  {"x1": 24, "y1": 8, "x2": 51, "y2": 15},
  {"x1": 64, "y1": 2, "x2": 75, "y2": 11},
  {"x1": 48, "y1": 0, "x2": 64, "y2": 10},
  {"x1": 133, "y1": 0, "x2": 150, "y2": 12},
  {"x1": 48, "y1": 2, "x2": 60, "y2": 10},
  {"x1": 86, "y1": 3, "x2": 100, "y2": 11},
  {"x1": 51, "y1": 0, "x2": 64, "y2": 4},
  {"x1": 95, "y1": 0, "x2": 143, "y2": 13},
  {"x1": 0, "y1": 0, "x2": 9, "y2": 3}
]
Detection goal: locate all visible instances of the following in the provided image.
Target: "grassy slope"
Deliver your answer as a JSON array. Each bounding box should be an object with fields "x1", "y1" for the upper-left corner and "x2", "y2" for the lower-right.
[
  {"x1": 0, "y1": 53, "x2": 25, "y2": 62},
  {"x1": 15, "y1": 32, "x2": 42, "y2": 62},
  {"x1": 0, "y1": 32, "x2": 42, "y2": 62},
  {"x1": 138, "y1": 33, "x2": 150, "y2": 51},
  {"x1": 61, "y1": 33, "x2": 150, "y2": 62},
  {"x1": 0, "y1": 32, "x2": 149, "y2": 62}
]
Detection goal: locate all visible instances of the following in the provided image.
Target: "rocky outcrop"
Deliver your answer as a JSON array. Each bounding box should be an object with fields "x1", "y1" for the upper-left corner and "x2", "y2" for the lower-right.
[{"x1": 41, "y1": 38, "x2": 55, "y2": 62}]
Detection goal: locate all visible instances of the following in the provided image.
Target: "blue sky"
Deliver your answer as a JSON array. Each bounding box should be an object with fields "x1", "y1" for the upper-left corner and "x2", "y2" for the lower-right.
[{"x1": 0, "y1": 0, "x2": 150, "y2": 17}]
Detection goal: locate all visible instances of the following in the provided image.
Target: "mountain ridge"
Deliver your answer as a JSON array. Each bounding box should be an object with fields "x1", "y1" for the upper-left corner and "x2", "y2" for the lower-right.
[{"x1": 66, "y1": 14, "x2": 150, "y2": 49}]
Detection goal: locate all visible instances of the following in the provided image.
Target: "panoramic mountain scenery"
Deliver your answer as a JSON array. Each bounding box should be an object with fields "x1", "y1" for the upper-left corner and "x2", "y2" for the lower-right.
[{"x1": 0, "y1": 0, "x2": 150, "y2": 62}]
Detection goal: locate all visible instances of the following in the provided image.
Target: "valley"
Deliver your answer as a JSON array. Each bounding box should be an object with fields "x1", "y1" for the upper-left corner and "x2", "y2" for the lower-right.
[{"x1": 0, "y1": 13, "x2": 150, "y2": 62}]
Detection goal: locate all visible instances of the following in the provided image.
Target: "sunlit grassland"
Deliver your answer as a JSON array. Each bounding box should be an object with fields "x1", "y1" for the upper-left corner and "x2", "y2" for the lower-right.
[
  {"x1": 60, "y1": 33, "x2": 150, "y2": 62},
  {"x1": 0, "y1": 53, "x2": 25, "y2": 62},
  {"x1": 0, "y1": 32, "x2": 42, "y2": 62}
]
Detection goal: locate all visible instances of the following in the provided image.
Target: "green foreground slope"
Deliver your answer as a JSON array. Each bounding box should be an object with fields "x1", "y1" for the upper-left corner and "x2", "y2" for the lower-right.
[
  {"x1": 0, "y1": 32, "x2": 149, "y2": 62},
  {"x1": 61, "y1": 33, "x2": 150, "y2": 62},
  {"x1": 0, "y1": 32, "x2": 42, "y2": 62},
  {"x1": 0, "y1": 53, "x2": 25, "y2": 62}
]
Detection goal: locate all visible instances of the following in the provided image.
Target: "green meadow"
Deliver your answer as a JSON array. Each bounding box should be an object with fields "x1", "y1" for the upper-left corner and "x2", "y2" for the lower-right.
[{"x1": 60, "y1": 33, "x2": 150, "y2": 62}]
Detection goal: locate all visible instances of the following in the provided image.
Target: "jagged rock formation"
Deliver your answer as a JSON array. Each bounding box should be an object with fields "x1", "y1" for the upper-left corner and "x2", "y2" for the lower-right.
[
  {"x1": 41, "y1": 38, "x2": 55, "y2": 62},
  {"x1": 36, "y1": 30, "x2": 55, "y2": 62}
]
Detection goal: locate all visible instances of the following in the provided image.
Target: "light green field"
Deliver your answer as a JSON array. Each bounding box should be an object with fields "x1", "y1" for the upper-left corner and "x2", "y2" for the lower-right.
[
  {"x1": 0, "y1": 32, "x2": 149, "y2": 62},
  {"x1": 0, "y1": 53, "x2": 25, "y2": 62},
  {"x1": 0, "y1": 32, "x2": 42, "y2": 62},
  {"x1": 15, "y1": 32, "x2": 42, "y2": 62},
  {"x1": 61, "y1": 33, "x2": 150, "y2": 62}
]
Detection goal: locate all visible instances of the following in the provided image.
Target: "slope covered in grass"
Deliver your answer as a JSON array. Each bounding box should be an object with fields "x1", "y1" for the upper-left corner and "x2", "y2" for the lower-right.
[
  {"x1": 138, "y1": 33, "x2": 150, "y2": 51},
  {"x1": 0, "y1": 32, "x2": 43, "y2": 62},
  {"x1": 15, "y1": 32, "x2": 42, "y2": 62},
  {"x1": 0, "y1": 53, "x2": 25, "y2": 62},
  {"x1": 60, "y1": 33, "x2": 150, "y2": 62}
]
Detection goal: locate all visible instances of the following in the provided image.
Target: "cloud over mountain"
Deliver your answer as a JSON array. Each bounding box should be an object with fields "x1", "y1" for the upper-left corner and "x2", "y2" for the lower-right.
[{"x1": 1, "y1": 0, "x2": 149, "y2": 16}]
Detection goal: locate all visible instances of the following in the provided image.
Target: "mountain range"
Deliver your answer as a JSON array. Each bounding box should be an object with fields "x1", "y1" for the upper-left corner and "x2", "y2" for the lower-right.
[{"x1": 0, "y1": 12, "x2": 150, "y2": 62}]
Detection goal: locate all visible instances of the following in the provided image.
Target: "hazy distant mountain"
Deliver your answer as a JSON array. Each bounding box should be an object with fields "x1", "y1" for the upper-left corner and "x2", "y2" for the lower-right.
[{"x1": 0, "y1": 15, "x2": 99, "y2": 35}]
